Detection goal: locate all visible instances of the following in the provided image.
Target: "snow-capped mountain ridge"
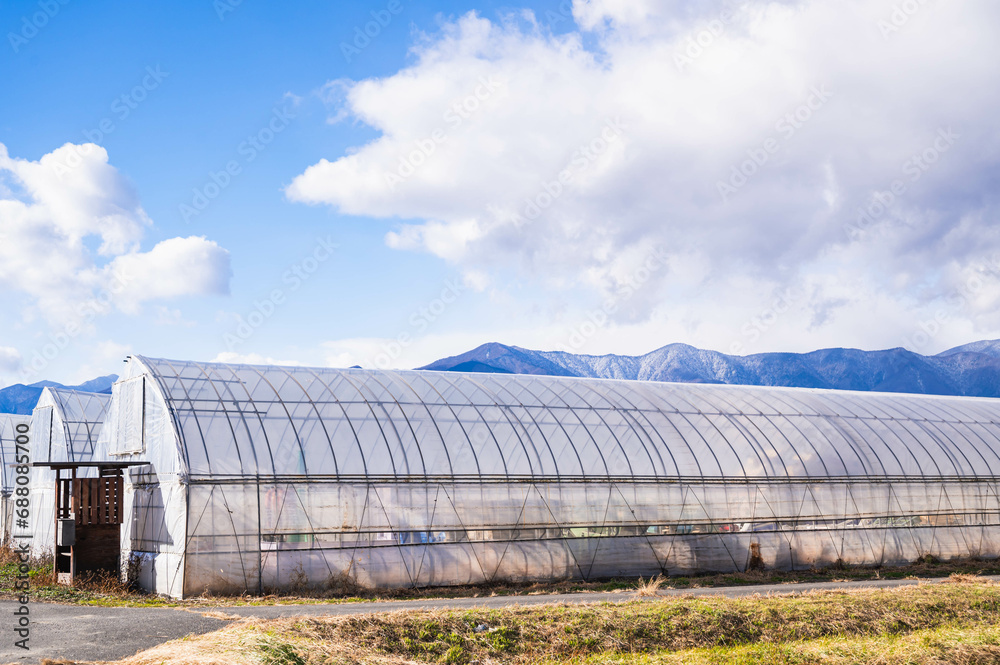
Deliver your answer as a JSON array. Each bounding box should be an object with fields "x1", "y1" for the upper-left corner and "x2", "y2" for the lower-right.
[{"x1": 421, "y1": 341, "x2": 1000, "y2": 397}]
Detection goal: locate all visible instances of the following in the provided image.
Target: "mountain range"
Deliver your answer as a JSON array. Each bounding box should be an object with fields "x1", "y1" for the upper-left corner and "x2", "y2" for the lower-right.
[
  {"x1": 0, "y1": 375, "x2": 117, "y2": 415},
  {"x1": 421, "y1": 340, "x2": 1000, "y2": 397},
  {"x1": 6, "y1": 339, "x2": 1000, "y2": 416}
]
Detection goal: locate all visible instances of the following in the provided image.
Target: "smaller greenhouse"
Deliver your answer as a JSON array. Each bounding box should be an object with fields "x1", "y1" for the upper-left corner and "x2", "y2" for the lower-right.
[
  {"x1": 1, "y1": 413, "x2": 32, "y2": 543},
  {"x1": 29, "y1": 388, "x2": 111, "y2": 555}
]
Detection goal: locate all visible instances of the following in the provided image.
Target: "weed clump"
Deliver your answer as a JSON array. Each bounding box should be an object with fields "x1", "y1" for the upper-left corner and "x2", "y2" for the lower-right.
[
  {"x1": 747, "y1": 542, "x2": 765, "y2": 572},
  {"x1": 635, "y1": 574, "x2": 666, "y2": 596},
  {"x1": 257, "y1": 637, "x2": 306, "y2": 665}
]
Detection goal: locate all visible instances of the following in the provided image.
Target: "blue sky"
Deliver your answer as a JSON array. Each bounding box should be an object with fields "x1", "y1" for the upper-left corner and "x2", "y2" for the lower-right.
[{"x1": 2, "y1": 0, "x2": 999, "y2": 386}]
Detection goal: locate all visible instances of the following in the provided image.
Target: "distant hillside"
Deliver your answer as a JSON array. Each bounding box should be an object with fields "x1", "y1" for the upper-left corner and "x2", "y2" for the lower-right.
[
  {"x1": 0, "y1": 375, "x2": 117, "y2": 415},
  {"x1": 421, "y1": 341, "x2": 1000, "y2": 398}
]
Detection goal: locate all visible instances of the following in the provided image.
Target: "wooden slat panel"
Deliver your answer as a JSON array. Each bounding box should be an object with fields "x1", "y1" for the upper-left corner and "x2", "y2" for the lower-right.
[{"x1": 71, "y1": 475, "x2": 125, "y2": 525}]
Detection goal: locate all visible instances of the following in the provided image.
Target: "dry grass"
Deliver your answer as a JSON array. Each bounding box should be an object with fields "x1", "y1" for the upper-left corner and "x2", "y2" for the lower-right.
[
  {"x1": 634, "y1": 575, "x2": 665, "y2": 597},
  {"x1": 113, "y1": 577, "x2": 1000, "y2": 665},
  {"x1": 72, "y1": 568, "x2": 139, "y2": 596},
  {"x1": 0, "y1": 543, "x2": 21, "y2": 566}
]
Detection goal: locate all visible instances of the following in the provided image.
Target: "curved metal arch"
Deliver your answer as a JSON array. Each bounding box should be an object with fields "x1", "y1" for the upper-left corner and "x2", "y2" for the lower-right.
[
  {"x1": 879, "y1": 394, "x2": 973, "y2": 475},
  {"x1": 341, "y1": 371, "x2": 413, "y2": 477},
  {"x1": 432, "y1": 373, "x2": 512, "y2": 477},
  {"x1": 476, "y1": 376, "x2": 572, "y2": 478},
  {"x1": 831, "y1": 392, "x2": 932, "y2": 477},
  {"x1": 515, "y1": 377, "x2": 605, "y2": 477},
  {"x1": 919, "y1": 417, "x2": 991, "y2": 477},
  {"x1": 821, "y1": 415, "x2": 886, "y2": 476},
  {"x1": 401, "y1": 372, "x2": 484, "y2": 477},
  {"x1": 631, "y1": 383, "x2": 721, "y2": 476},
  {"x1": 348, "y1": 371, "x2": 423, "y2": 477},
  {"x1": 929, "y1": 399, "x2": 1000, "y2": 473},
  {"x1": 310, "y1": 370, "x2": 395, "y2": 478},
  {"x1": 299, "y1": 369, "x2": 373, "y2": 477},
  {"x1": 952, "y1": 420, "x2": 1000, "y2": 473},
  {"x1": 901, "y1": 416, "x2": 977, "y2": 477},
  {"x1": 274, "y1": 366, "x2": 340, "y2": 478},
  {"x1": 594, "y1": 381, "x2": 674, "y2": 475},
  {"x1": 915, "y1": 395, "x2": 996, "y2": 475},
  {"x1": 461, "y1": 374, "x2": 542, "y2": 478},
  {"x1": 811, "y1": 392, "x2": 897, "y2": 476},
  {"x1": 202, "y1": 362, "x2": 266, "y2": 475},
  {"x1": 751, "y1": 390, "x2": 858, "y2": 478},
  {"x1": 376, "y1": 371, "x2": 458, "y2": 477},
  {"x1": 655, "y1": 388, "x2": 755, "y2": 478},
  {"x1": 732, "y1": 389, "x2": 845, "y2": 477},
  {"x1": 243, "y1": 365, "x2": 312, "y2": 477},
  {"x1": 556, "y1": 381, "x2": 641, "y2": 477},
  {"x1": 157, "y1": 359, "x2": 229, "y2": 476},
  {"x1": 699, "y1": 390, "x2": 788, "y2": 477},
  {"x1": 661, "y1": 385, "x2": 769, "y2": 477},
  {"x1": 950, "y1": 401, "x2": 1000, "y2": 473}
]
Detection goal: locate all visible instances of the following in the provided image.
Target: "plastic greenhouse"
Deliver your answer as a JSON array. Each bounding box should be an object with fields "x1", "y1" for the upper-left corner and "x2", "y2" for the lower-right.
[
  {"x1": 1, "y1": 413, "x2": 32, "y2": 543},
  {"x1": 29, "y1": 388, "x2": 111, "y2": 555},
  {"x1": 106, "y1": 355, "x2": 1000, "y2": 598}
]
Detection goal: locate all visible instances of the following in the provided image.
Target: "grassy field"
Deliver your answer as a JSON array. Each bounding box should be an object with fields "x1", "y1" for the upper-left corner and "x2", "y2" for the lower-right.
[
  {"x1": 4, "y1": 541, "x2": 1000, "y2": 608},
  {"x1": 118, "y1": 577, "x2": 1000, "y2": 664}
]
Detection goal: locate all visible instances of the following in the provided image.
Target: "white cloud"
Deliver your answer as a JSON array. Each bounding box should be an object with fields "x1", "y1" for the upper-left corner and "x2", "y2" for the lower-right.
[
  {"x1": 287, "y1": 0, "x2": 1000, "y2": 349},
  {"x1": 153, "y1": 306, "x2": 196, "y2": 327},
  {"x1": 0, "y1": 142, "x2": 232, "y2": 324},
  {"x1": 110, "y1": 236, "x2": 231, "y2": 314},
  {"x1": 0, "y1": 346, "x2": 22, "y2": 374},
  {"x1": 212, "y1": 352, "x2": 306, "y2": 367}
]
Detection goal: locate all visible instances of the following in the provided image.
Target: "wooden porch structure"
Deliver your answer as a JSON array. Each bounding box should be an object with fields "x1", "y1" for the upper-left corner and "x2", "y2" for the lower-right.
[{"x1": 33, "y1": 462, "x2": 144, "y2": 584}]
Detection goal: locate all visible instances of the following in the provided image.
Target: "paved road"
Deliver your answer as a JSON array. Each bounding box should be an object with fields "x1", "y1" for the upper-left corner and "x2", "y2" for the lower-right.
[
  {"x1": 0, "y1": 603, "x2": 226, "y2": 664},
  {"x1": 2, "y1": 575, "x2": 996, "y2": 664}
]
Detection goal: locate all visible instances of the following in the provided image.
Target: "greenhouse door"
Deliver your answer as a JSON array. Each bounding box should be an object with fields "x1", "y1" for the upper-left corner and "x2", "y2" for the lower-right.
[{"x1": 39, "y1": 462, "x2": 143, "y2": 584}]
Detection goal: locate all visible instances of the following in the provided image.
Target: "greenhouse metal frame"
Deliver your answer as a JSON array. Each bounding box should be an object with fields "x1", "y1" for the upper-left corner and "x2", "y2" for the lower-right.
[
  {"x1": 29, "y1": 388, "x2": 112, "y2": 555},
  {"x1": 105, "y1": 355, "x2": 1000, "y2": 598}
]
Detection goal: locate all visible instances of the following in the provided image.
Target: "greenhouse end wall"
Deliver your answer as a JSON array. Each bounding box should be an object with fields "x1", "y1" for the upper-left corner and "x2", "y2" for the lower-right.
[
  {"x1": 102, "y1": 367, "x2": 188, "y2": 599},
  {"x1": 108, "y1": 356, "x2": 1000, "y2": 598},
  {"x1": 0, "y1": 414, "x2": 32, "y2": 544},
  {"x1": 29, "y1": 388, "x2": 111, "y2": 557}
]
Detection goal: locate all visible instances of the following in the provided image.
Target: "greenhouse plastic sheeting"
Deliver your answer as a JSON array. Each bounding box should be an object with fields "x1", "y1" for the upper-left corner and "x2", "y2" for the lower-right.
[
  {"x1": 1, "y1": 413, "x2": 32, "y2": 543},
  {"x1": 106, "y1": 356, "x2": 1000, "y2": 598},
  {"x1": 29, "y1": 388, "x2": 111, "y2": 555}
]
